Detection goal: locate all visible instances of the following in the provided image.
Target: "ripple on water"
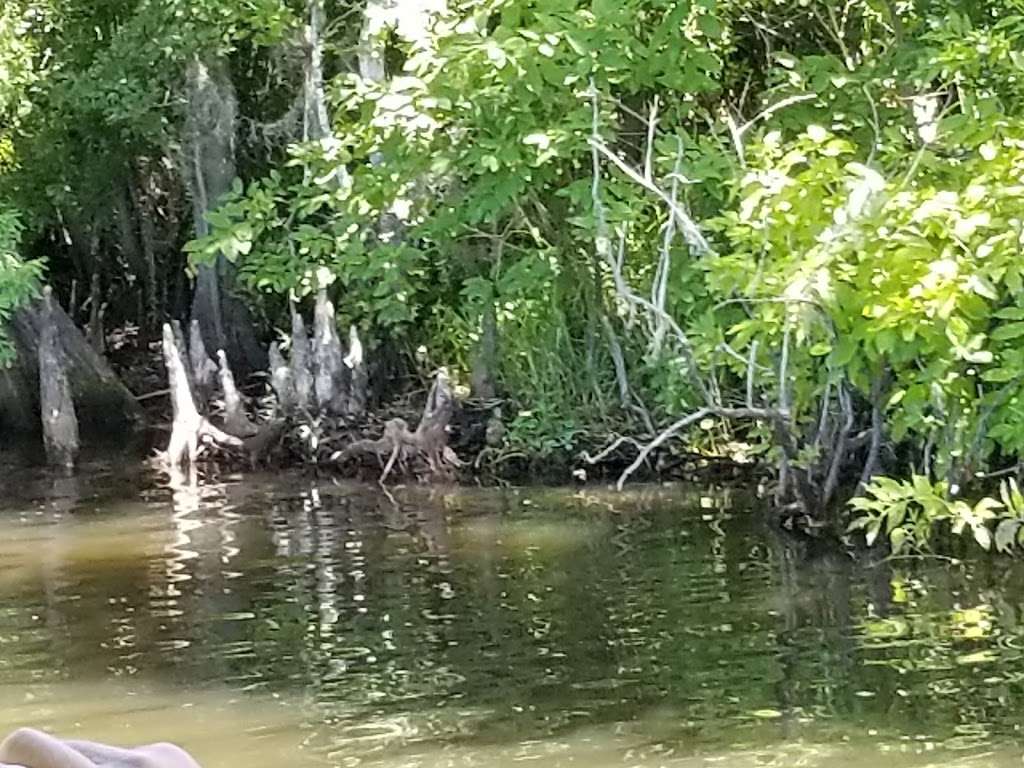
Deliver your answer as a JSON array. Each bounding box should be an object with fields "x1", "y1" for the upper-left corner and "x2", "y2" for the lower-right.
[{"x1": 0, "y1": 476, "x2": 1023, "y2": 767}]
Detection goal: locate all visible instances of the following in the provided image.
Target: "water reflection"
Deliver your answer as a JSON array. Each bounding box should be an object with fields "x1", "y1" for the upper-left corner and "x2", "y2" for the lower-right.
[{"x1": 0, "y1": 473, "x2": 1023, "y2": 767}]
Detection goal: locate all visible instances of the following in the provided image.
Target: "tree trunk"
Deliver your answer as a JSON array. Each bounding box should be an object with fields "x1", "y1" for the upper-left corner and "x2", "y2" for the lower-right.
[
  {"x1": 113, "y1": 181, "x2": 148, "y2": 329},
  {"x1": 85, "y1": 269, "x2": 105, "y2": 355},
  {"x1": 131, "y1": 172, "x2": 161, "y2": 334},
  {"x1": 38, "y1": 288, "x2": 79, "y2": 470},
  {"x1": 0, "y1": 289, "x2": 143, "y2": 437},
  {"x1": 345, "y1": 325, "x2": 367, "y2": 417},
  {"x1": 302, "y1": 0, "x2": 333, "y2": 144},
  {"x1": 312, "y1": 288, "x2": 347, "y2": 415},
  {"x1": 162, "y1": 323, "x2": 242, "y2": 476},
  {"x1": 269, "y1": 341, "x2": 296, "y2": 413},
  {"x1": 290, "y1": 306, "x2": 314, "y2": 412},
  {"x1": 185, "y1": 56, "x2": 266, "y2": 375},
  {"x1": 216, "y1": 348, "x2": 258, "y2": 437},
  {"x1": 188, "y1": 317, "x2": 218, "y2": 407},
  {"x1": 470, "y1": 298, "x2": 498, "y2": 400}
]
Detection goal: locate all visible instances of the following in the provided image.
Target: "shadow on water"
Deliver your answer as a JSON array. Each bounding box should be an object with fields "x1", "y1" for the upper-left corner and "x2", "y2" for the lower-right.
[{"x1": 0, "y1": 466, "x2": 1023, "y2": 767}]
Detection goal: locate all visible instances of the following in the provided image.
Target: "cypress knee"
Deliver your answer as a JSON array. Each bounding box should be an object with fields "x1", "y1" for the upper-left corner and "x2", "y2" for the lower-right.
[{"x1": 38, "y1": 288, "x2": 79, "y2": 470}]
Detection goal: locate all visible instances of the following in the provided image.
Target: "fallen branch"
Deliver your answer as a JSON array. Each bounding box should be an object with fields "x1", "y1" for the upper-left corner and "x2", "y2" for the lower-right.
[
  {"x1": 136, "y1": 387, "x2": 171, "y2": 402},
  {"x1": 589, "y1": 137, "x2": 712, "y2": 256},
  {"x1": 614, "y1": 406, "x2": 788, "y2": 490},
  {"x1": 582, "y1": 434, "x2": 647, "y2": 466}
]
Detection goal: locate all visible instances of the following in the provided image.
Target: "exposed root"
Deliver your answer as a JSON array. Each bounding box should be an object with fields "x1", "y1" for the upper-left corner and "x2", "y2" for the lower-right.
[{"x1": 336, "y1": 370, "x2": 460, "y2": 484}]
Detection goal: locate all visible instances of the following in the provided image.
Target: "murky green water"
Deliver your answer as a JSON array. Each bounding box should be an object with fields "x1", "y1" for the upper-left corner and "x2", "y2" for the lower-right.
[{"x1": 1, "y1": 467, "x2": 1023, "y2": 767}]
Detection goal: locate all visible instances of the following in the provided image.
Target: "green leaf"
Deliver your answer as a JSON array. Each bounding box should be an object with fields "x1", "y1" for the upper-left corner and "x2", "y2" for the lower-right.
[
  {"x1": 992, "y1": 322, "x2": 1024, "y2": 341},
  {"x1": 995, "y1": 518, "x2": 1019, "y2": 553}
]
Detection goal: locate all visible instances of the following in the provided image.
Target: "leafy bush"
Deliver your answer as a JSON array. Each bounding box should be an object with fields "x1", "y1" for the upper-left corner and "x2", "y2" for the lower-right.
[
  {"x1": 849, "y1": 476, "x2": 1024, "y2": 555},
  {"x1": 0, "y1": 207, "x2": 44, "y2": 361}
]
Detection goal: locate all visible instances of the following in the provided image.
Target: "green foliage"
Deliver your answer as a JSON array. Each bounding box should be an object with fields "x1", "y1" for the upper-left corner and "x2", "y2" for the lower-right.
[
  {"x1": 10, "y1": 0, "x2": 1024, "y2": 514},
  {"x1": 0, "y1": 2, "x2": 37, "y2": 132},
  {"x1": 178, "y1": 0, "x2": 1024, "y2": 474},
  {"x1": 0, "y1": 207, "x2": 44, "y2": 362},
  {"x1": 849, "y1": 476, "x2": 1024, "y2": 556}
]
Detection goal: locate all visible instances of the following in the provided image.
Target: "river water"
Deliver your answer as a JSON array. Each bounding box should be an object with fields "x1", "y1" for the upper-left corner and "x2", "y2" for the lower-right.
[{"x1": 0, "y1": 465, "x2": 1022, "y2": 767}]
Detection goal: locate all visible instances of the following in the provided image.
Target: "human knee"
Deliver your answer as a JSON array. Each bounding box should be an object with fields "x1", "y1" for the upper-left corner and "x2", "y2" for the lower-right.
[
  {"x1": 1, "y1": 727, "x2": 47, "y2": 760},
  {"x1": 2, "y1": 728, "x2": 44, "y2": 751},
  {"x1": 140, "y1": 742, "x2": 200, "y2": 768}
]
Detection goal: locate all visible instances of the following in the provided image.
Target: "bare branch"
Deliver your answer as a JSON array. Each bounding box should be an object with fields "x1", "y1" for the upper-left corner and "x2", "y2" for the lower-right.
[
  {"x1": 737, "y1": 93, "x2": 817, "y2": 138},
  {"x1": 746, "y1": 339, "x2": 759, "y2": 408},
  {"x1": 589, "y1": 137, "x2": 713, "y2": 256},
  {"x1": 617, "y1": 409, "x2": 712, "y2": 490},
  {"x1": 643, "y1": 95, "x2": 660, "y2": 184},
  {"x1": 616, "y1": 405, "x2": 788, "y2": 490},
  {"x1": 583, "y1": 434, "x2": 646, "y2": 465}
]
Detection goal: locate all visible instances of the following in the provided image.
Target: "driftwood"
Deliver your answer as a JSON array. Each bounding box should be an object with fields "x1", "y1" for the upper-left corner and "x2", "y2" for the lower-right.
[
  {"x1": 38, "y1": 288, "x2": 79, "y2": 470},
  {"x1": 162, "y1": 323, "x2": 243, "y2": 473},
  {"x1": 338, "y1": 369, "x2": 459, "y2": 483},
  {"x1": 216, "y1": 349, "x2": 258, "y2": 437}
]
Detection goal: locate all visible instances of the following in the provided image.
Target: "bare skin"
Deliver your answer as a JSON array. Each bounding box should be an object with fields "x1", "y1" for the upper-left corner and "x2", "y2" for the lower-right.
[{"x1": 0, "y1": 729, "x2": 201, "y2": 768}]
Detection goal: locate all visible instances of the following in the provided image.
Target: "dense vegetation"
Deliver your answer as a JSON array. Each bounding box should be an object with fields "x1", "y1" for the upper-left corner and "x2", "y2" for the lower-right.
[{"x1": 3, "y1": 0, "x2": 1024, "y2": 548}]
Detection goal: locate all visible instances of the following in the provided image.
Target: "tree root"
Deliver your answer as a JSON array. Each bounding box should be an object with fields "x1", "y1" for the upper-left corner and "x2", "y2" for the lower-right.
[{"x1": 336, "y1": 370, "x2": 459, "y2": 484}]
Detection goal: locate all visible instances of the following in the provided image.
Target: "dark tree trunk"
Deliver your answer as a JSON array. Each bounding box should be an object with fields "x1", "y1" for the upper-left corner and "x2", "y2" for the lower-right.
[
  {"x1": 185, "y1": 56, "x2": 266, "y2": 375},
  {"x1": 113, "y1": 181, "x2": 148, "y2": 328},
  {"x1": 0, "y1": 289, "x2": 143, "y2": 437},
  {"x1": 131, "y1": 172, "x2": 161, "y2": 334},
  {"x1": 470, "y1": 299, "x2": 498, "y2": 400},
  {"x1": 86, "y1": 269, "x2": 105, "y2": 355}
]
